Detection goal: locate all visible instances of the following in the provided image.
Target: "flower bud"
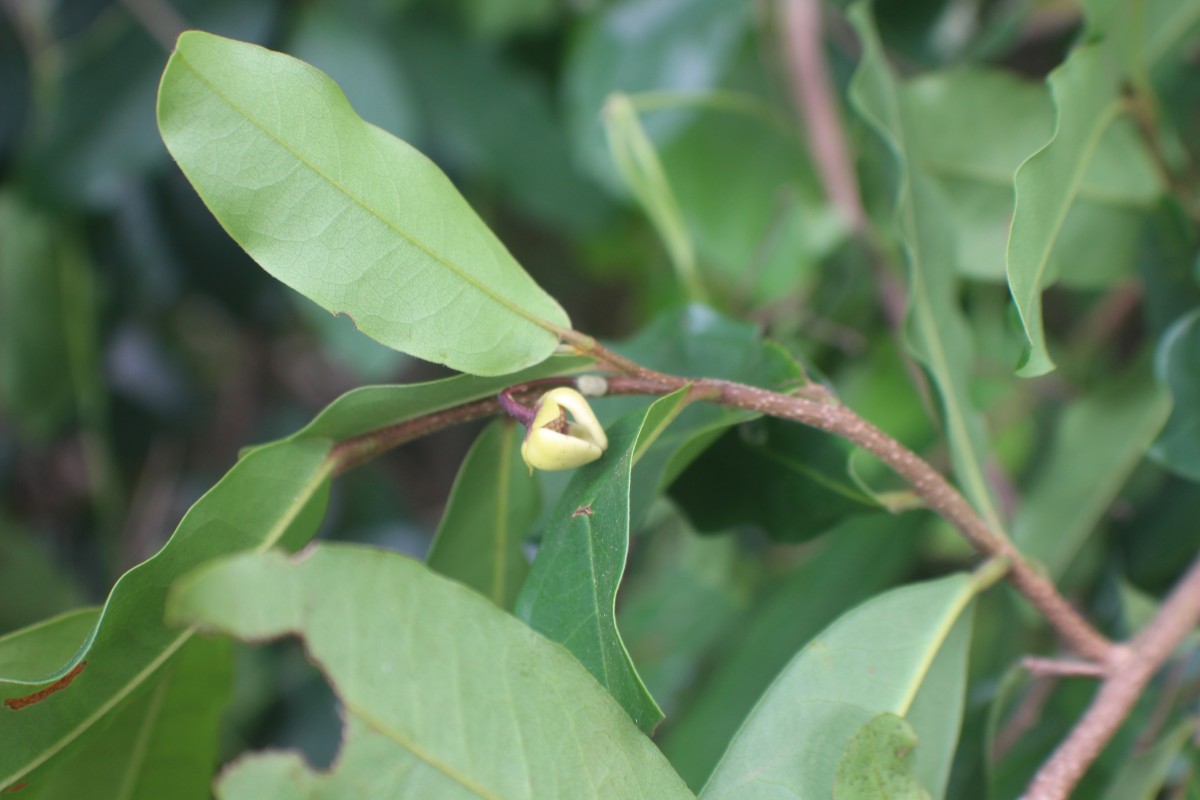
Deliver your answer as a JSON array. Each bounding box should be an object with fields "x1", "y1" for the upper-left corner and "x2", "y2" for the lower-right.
[{"x1": 520, "y1": 388, "x2": 608, "y2": 472}]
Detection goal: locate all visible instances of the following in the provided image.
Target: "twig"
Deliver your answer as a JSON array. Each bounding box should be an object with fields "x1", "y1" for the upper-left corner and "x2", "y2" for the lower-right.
[
  {"x1": 780, "y1": 0, "x2": 866, "y2": 232},
  {"x1": 1022, "y1": 656, "x2": 1107, "y2": 679},
  {"x1": 1024, "y1": 552, "x2": 1200, "y2": 799}
]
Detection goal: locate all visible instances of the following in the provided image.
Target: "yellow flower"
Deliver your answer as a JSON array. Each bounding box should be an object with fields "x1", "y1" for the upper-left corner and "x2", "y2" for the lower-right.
[{"x1": 520, "y1": 388, "x2": 608, "y2": 472}]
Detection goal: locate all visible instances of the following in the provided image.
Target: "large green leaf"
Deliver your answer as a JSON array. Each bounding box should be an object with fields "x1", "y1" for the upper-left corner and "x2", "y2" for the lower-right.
[
  {"x1": 516, "y1": 390, "x2": 691, "y2": 733},
  {"x1": 17, "y1": 637, "x2": 231, "y2": 800},
  {"x1": 847, "y1": 2, "x2": 1000, "y2": 530},
  {"x1": 660, "y1": 515, "x2": 920, "y2": 791},
  {"x1": 1006, "y1": 44, "x2": 1129, "y2": 376},
  {"x1": 1152, "y1": 309, "x2": 1200, "y2": 482},
  {"x1": 0, "y1": 439, "x2": 333, "y2": 792},
  {"x1": 166, "y1": 544, "x2": 695, "y2": 799},
  {"x1": 1099, "y1": 720, "x2": 1196, "y2": 800},
  {"x1": 903, "y1": 68, "x2": 1159, "y2": 285},
  {"x1": 1082, "y1": 0, "x2": 1200, "y2": 79},
  {"x1": 1014, "y1": 369, "x2": 1172, "y2": 577},
  {"x1": 426, "y1": 419, "x2": 538, "y2": 610},
  {"x1": 157, "y1": 31, "x2": 569, "y2": 376},
  {"x1": 700, "y1": 572, "x2": 981, "y2": 800}
]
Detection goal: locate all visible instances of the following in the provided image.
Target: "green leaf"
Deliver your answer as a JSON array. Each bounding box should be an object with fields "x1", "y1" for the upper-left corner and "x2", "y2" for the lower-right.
[
  {"x1": 15, "y1": 637, "x2": 231, "y2": 800},
  {"x1": 0, "y1": 439, "x2": 333, "y2": 792},
  {"x1": 903, "y1": 68, "x2": 1160, "y2": 285},
  {"x1": 1006, "y1": 45, "x2": 1130, "y2": 377},
  {"x1": 1014, "y1": 367, "x2": 1172, "y2": 576},
  {"x1": 167, "y1": 544, "x2": 695, "y2": 799},
  {"x1": 157, "y1": 31, "x2": 570, "y2": 376},
  {"x1": 0, "y1": 610, "x2": 101, "y2": 679},
  {"x1": 516, "y1": 390, "x2": 691, "y2": 733},
  {"x1": 699, "y1": 572, "x2": 980, "y2": 800},
  {"x1": 847, "y1": 2, "x2": 1001, "y2": 530},
  {"x1": 280, "y1": 354, "x2": 589, "y2": 443},
  {"x1": 565, "y1": 0, "x2": 750, "y2": 185},
  {"x1": 834, "y1": 714, "x2": 931, "y2": 800},
  {"x1": 1082, "y1": 0, "x2": 1200, "y2": 79},
  {"x1": 1100, "y1": 720, "x2": 1197, "y2": 800},
  {"x1": 1152, "y1": 309, "x2": 1200, "y2": 482},
  {"x1": 659, "y1": 515, "x2": 920, "y2": 790},
  {"x1": 671, "y1": 417, "x2": 879, "y2": 542},
  {"x1": 426, "y1": 420, "x2": 537, "y2": 610},
  {"x1": 605, "y1": 92, "x2": 706, "y2": 302}
]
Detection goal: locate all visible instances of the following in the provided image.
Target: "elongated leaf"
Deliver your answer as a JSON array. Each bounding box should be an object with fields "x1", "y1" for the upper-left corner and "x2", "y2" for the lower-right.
[
  {"x1": 1100, "y1": 720, "x2": 1196, "y2": 800},
  {"x1": 1082, "y1": 0, "x2": 1200, "y2": 77},
  {"x1": 700, "y1": 572, "x2": 980, "y2": 800},
  {"x1": 834, "y1": 714, "x2": 930, "y2": 800},
  {"x1": 565, "y1": 0, "x2": 750, "y2": 184},
  {"x1": 1006, "y1": 45, "x2": 1127, "y2": 377},
  {"x1": 659, "y1": 514, "x2": 920, "y2": 791},
  {"x1": 1152, "y1": 309, "x2": 1200, "y2": 482},
  {"x1": 426, "y1": 419, "x2": 537, "y2": 610},
  {"x1": 517, "y1": 390, "x2": 691, "y2": 733},
  {"x1": 847, "y1": 2, "x2": 1000, "y2": 530},
  {"x1": 0, "y1": 439, "x2": 333, "y2": 792},
  {"x1": 158, "y1": 32, "x2": 570, "y2": 377},
  {"x1": 1014, "y1": 369, "x2": 1171, "y2": 576},
  {"x1": 17, "y1": 637, "x2": 231, "y2": 800},
  {"x1": 167, "y1": 545, "x2": 695, "y2": 799}
]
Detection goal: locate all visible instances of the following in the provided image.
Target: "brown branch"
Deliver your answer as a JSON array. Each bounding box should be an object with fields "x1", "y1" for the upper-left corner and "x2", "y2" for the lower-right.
[
  {"x1": 780, "y1": 0, "x2": 866, "y2": 233},
  {"x1": 1022, "y1": 656, "x2": 1107, "y2": 679},
  {"x1": 1025, "y1": 553, "x2": 1200, "y2": 799}
]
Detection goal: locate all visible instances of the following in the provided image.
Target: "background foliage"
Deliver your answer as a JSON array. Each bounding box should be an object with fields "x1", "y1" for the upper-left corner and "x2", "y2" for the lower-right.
[{"x1": 1, "y1": 0, "x2": 1199, "y2": 797}]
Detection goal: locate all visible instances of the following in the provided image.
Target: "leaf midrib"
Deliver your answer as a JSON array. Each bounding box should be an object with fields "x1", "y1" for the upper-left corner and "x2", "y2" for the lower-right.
[{"x1": 173, "y1": 45, "x2": 564, "y2": 339}]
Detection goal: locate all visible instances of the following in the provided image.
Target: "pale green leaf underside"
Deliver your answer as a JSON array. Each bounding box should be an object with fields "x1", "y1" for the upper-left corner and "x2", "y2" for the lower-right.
[
  {"x1": 700, "y1": 573, "x2": 977, "y2": 800},
  {"x1": 158, "y1": 31, "x2": 569, "y2": 377},
  {"x1": 834, "y1": 714, "x2": 931, "y2": 800},
  {"x1": 168, "y1": 545, "x2": 695, "y2": 800}
]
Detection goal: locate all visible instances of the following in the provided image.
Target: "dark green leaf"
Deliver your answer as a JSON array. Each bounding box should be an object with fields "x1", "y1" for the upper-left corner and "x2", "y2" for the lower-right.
[
  {"x1": 1100, "y1": 720, "x2": 1196, "y2": 800},
  {"x1": 1152, "y1": 310, "x2": 1200, "y2": 482},
  {"x1": 167, "y1": 544, "x2": 695, "y2": 799},
  {"x1": 158, "y1": 32, "x2": 569, "y2": 376},
  {"x1": 426, "y1": 420, "x2": 537, "y2": 610},
  {"x1": 516, "y1": 390, "x2": 691, "y2": 733}
]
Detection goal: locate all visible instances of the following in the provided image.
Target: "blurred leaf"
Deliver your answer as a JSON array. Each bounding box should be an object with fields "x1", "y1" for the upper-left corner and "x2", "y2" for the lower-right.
[
  {"x1": 1082, "y1": 0, "x2": 1200, "y2": 79},
  {"x1": 0, "y1": 439, "x2": 333, "y2": 792},
  {"x1": 1100, "y1": 720, "x2": 1197, "y2": 800},
  {"x1": 517, "y1": 390, "x2": 690, "y2": 733},
  {"x1": 426, "y1": 420, "x2": 537, "y2": 610},
  {"x1": 671, "y1": 417, "x2": 878, "y2": 542},
  {"x1": 167, "y1": 544, "x2": 695, "y2": 799},
  {"x1": 565, "y1": 0, "x2": 750, "y2": 186},
  {"x1": 1117, "y1": 580, "x2": 1200, "y2": 650},
  {"x1": 1006, "y1": 44, "x2": 1151, "y2": 376},
  {"x1": 399, "y1": 24, "x2": 610, "y2": 232},
  {"x1": 158, "y1": 32, "x2": 570, "y2": 376},
  {"x1": 16, "y1": 637, "x2": 231, "y2": 800},
  {"x1": 454, "y1": 0, "x2": 555, "y2": 39},
  {"x1": 0, "y1": 9, "x2": 30, "y2": 168},
  {"x1": 660, "y1": 515, "x2": 920, "y2": 790},
  {"x1": 847, "y1": 1, "x2": 1001, "y2": 530},
  {"x1": 1152, "y1": 309, "x2": 1200, "y2": 482},
  {"x1": 605, "y1": 92, "x2": 705, "y2": 302},
  {"x1": 1014, "y1": 367, "x2": 1171, "y2": 577},
  {"x1": 286, "y1": 0, "x2": 422, "y2": 143},
  {"x1": 0, "y1": 195, "x2": 78, "y2": 439},
  {"x1": 0, "y1": 520, "x2": 85, "y2": 635},
  {"x1": 904, "y1": 68, "x2": 1159, "y2": 285},
  {"x1": 617, "y1": 504, "x2": 749, "y2": 714},
  {"x1": 699, "y1": 571, "x2": 979, "y2": 800},
  {"x1": 661, "y1": 96, "x2": 844, "y2": 304},
  {"x1": 834, "y1": 713, "x2": 931, "y2": 800},
  {"x1": 19, "y1": 0, "x2": 275, "y2": 209}
]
